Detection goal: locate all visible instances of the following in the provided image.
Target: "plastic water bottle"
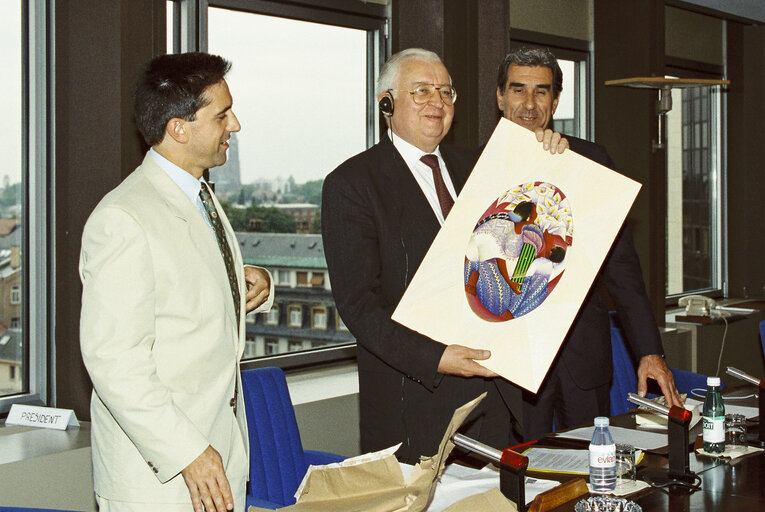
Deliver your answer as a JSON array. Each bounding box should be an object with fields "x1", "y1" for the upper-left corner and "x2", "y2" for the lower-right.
[
  {"x1": 702, "y1": 376, "x2": 726, "y2": 453},
  {"x1": 589, "y1": 416, "x2": 616, "y2": 492}
]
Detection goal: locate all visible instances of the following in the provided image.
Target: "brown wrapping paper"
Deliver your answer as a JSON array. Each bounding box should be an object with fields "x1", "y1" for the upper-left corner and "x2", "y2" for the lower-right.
[{"x1": 248, "y1": 393, "x2": 486, "y2": 512}]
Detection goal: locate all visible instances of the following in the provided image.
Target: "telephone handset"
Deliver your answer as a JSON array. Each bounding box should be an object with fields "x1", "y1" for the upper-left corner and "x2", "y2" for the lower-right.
[{"x1": 678, "y1": 295, "x2": 719, "y2": 317}]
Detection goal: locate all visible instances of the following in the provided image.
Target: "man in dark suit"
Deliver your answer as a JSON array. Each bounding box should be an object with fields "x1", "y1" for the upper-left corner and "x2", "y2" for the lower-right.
[
  {"x1": 322, "y1": 48, "x2": 567, "y2": 464},
  {"x1": 495, "y1": 47, "x2": 683, "y2": 441}
]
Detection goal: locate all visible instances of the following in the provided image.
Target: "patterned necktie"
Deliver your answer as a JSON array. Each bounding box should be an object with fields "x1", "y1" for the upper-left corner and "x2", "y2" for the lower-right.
[
  {"x1": 420, "y1": 154, "x2": 454, "y2": 219},
  {"x1": 199, "y1": 182, "x2": 240, "y2": 326}
]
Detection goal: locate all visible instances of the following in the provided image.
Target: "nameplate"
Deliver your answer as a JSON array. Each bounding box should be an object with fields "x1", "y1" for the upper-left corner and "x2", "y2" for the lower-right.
[{"x1": 5, "y1": 404, "x2": 79, "y2": 430}]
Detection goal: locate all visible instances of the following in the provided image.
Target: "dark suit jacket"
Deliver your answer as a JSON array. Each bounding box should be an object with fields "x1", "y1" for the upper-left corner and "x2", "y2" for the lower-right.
[
  {"x1": 322, "y1": 134, "x2": 519, "y2": 464},
  {"x1": 557, "y1": 135, "x2": 664, "y2": 390}
]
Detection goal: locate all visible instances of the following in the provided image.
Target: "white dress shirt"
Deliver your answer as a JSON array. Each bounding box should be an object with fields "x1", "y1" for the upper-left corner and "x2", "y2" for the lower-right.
[{"x1": 389, "y1": 129, "x2": 457, "y2": 226}]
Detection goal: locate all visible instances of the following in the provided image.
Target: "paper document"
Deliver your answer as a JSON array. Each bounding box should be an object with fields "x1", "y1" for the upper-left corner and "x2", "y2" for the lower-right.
[
  {"x1": 635, "y1": 402, "x2": 701, "y2": 430},
  {"x1": 524, "y1": 447, "x2": 591, "y2": 474},
  {"x1": 554, "y1": 425, "x2": 669, "y2": 451},
  {"x1": 523, "y1": 447, "x2": 643, "y2": 475}
]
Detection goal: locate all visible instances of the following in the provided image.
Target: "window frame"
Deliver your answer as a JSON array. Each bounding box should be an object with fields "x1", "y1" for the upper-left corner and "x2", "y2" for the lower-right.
[
  {"x1": 172, "y1": 0, "x2": 388, "y2": 149},
  {"x1": 1, "y1": 0, "x2": 49, "y2": 414},
  {"x1": 335, "y1": 310, "x2": 348, "y2": 331},
  {"x1": 311, "y1": 306, "x2": 327, "y2": 330},
  {"x1": 169, "y1": 0, "x2": 382, "y2": 371},
  {"x1": 264, "y1": 304, "x2": 279, "y2": 326},
  {"x1": 10, "y1": 285, "x2": 21, "y2": 305},
  {"x1": 287, "y1": 304, "x2": 303, "y2": 328},
  {"x1": 265, "y1": 337, "x2": 279, "y2": 356},
  {"x1": 664, "y1": 59, "x2": 726, "y2": 302},
  {"x1": 276, "y1": 268, "x2": 291, "y2": 286}
]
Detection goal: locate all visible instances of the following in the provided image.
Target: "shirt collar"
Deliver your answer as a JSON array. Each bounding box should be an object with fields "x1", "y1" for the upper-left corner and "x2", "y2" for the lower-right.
[
  {"x1": 388, "y1": 129, "x2": 443, "y2": 167},
  {"x1": 149, "y1": 148, "x2": 209, "y2": 203}
]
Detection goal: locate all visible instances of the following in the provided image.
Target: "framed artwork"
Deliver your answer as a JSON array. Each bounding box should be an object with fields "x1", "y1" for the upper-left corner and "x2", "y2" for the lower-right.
[{"x1": 392, "y1": 119, "x2": 640, "y2": 393}]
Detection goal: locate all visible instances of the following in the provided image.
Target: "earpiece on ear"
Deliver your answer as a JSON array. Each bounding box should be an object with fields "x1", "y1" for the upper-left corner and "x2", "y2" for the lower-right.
[{"x1": 379, "y1": 95, "x2": 394, "y2": 117}]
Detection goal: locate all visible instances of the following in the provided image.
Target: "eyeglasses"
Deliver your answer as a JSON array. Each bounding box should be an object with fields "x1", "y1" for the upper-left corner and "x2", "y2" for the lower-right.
[{"x1": 389, "y1": 84, "x2": 458, "y2": 106}]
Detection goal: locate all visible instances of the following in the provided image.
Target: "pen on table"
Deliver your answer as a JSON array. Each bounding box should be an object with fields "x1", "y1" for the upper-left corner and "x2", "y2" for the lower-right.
[{"x1": 506, "y1": 439, "x2": 538, "y2": 452}]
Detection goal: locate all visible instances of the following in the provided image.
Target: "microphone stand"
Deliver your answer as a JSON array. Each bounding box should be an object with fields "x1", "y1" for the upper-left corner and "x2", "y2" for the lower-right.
[
  {"x1": 627, "y1": 393, "x2": 697, "y2": 486},
  {"x1": 725, "y1": 366, "x2": 765, "y2": 447},
  {"x1": 452, "y1": 433, "x2": 528, "y2": 511}
]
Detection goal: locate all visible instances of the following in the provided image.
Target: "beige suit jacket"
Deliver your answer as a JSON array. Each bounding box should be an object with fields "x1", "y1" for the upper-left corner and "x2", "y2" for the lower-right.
[{"x1": 80, "y1": 153, "x2": 272, "y2": 506}]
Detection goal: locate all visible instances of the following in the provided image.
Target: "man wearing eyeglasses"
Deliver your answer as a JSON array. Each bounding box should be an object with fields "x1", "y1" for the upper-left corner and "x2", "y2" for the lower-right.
[{"x1": 322, "y1": 48, "x2": 565, "y2": 464}]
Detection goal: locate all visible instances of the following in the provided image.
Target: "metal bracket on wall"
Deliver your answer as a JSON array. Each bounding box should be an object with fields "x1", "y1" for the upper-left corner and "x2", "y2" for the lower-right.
[{"x1": 605, "y1": 77, "x2": 730, "y2": 153}]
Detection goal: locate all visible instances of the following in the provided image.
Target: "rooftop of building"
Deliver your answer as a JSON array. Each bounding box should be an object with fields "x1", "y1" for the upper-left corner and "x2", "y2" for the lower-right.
[
  {"x1": 0, "y1": 226, "x2": 21, "y2": 250},
  {"x1": 0, "y1": 219, "x2": 20, "y2": 237},
  {"x1": 237, "y1": 232, "x2": 326, "y2": 269}
]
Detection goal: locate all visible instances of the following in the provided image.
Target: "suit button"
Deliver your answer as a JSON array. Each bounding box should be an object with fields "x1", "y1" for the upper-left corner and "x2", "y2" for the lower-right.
[
  {"x1": 153, "y1": 467, "x2": 159, "y2": 474},
  {"x1": 230, "y1": 398, "x2": 236, "y2": 407},
  {"x1": 148, "y1": 461, "x2": 154, "y2": 467}
]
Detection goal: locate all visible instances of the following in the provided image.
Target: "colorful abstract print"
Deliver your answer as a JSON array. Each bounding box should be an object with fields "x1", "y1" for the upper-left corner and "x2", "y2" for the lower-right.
[{"x1": 464, "y1": 182, "x2": 573, "y2": 322}]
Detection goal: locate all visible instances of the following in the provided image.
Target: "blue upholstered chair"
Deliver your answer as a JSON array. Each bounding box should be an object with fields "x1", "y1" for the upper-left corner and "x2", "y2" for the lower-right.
[
  {"x1": 241, "y1": 367, "x2": 345, "y2": 509},
  {"x1": 759, "y1": 320, "x2": 765, "y2": 358},
  {"x1": 609, "y1": 312, "x2": 713, "y2": 416}
]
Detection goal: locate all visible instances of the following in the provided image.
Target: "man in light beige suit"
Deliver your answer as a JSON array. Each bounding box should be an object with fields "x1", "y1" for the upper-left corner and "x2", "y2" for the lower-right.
[{"x1": 80, "y1": 53, "x2": 272, "y2": 512}]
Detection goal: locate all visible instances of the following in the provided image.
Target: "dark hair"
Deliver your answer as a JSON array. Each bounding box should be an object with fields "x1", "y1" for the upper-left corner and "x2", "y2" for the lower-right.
[
  {"x1": 134, "y1": 52, "x2": 232, "y2": 146},
  {"x1": 496, "y1": 47, "x2": 563, "y2": 99}
]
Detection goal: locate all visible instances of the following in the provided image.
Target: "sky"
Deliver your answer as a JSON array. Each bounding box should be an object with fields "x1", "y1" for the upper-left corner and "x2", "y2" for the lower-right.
[
  {"x1": 206, "y1": 8, "x2": 368, "y2": 185},
  {"x1": 0, "y1": 3, "x2": 577, "y2": 189},
  {"x1": 203, "y1": 7, "x2": 576, "y2": 185},
  {"x1": 0, "y1": 3, "x2": 22, "y2": 186}
]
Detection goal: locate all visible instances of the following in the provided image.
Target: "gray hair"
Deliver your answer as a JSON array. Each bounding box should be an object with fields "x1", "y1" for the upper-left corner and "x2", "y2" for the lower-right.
[
  {"x1": 376, "y1": 48, "x2": 446, "y2": 95},
  {"x1": 496, "y1": 47, "x2": 563, "y2": 99}
]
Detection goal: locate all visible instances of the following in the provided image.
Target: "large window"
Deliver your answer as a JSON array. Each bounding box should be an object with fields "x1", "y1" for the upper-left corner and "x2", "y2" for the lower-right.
[
  {"x1": 666, "y1": 81, "x2": 723, "y2": 296},
  {"x1": 1, "y1": 0, "x2": 48, "y2": 413},
  {"x1": 170, "y1": 1, "x2": 386, "y2": 366},
  {"x1": 551, "y1": 57, "x2": 587, "y2": 139}
]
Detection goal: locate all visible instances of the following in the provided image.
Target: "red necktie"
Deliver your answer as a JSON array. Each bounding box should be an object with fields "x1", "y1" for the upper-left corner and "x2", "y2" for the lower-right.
[{"x1": 420, "y1": 154, "x2": 454, "y2": 219}]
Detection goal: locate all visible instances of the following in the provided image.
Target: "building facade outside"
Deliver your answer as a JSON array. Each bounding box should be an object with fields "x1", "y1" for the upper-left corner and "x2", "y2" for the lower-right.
[
  {"x1": 259, "y1": 204, "x2": 319, "y2": 234},
  {"x1": 238, "y1": 232, "x2": 354, "y2": 359}
]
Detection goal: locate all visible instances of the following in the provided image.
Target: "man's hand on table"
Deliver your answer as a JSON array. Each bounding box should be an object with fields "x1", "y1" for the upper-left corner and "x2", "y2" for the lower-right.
[
  {"x1": 637, "y1": 354, "x2": 684, "y2": 408},
  {"x1": 437, "y1": 344, "x2": 498, "y2": 378}
]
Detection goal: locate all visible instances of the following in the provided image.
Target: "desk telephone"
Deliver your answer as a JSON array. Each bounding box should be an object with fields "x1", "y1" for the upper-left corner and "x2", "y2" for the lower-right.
[{"x1": 679, "y1": 295, "x2": 720, "y2": 317}]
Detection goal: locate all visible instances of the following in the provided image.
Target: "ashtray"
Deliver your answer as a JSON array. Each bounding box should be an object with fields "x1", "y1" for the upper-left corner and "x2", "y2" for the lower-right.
[{"x1": 574, "y1": 496, "x2": 642, "y2": 512}]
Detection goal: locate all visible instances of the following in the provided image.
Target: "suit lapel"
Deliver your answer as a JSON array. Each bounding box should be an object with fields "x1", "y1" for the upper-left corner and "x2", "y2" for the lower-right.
[
  {"x1": 376, "y1": 136, "x2": 442, "y2": 282},
  {"x1": 377, "y1": 135, "x2": 442, "y2": 229},
  {"x1": 141, "y1": 157, "x2": 239, "y2": 336}
]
